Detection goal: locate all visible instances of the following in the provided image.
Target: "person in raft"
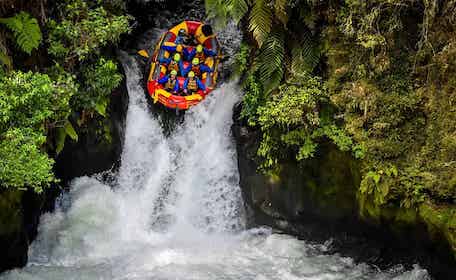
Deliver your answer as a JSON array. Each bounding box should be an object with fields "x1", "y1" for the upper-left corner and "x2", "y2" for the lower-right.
[
  {"x1": 161, "y1": 43, "x2": 184, "y2": 54},
  {"x1": 183, "y1": 71, "x2": 206, "y2": 95},
  {"x1": 182, "y1": 57, "x2": 213, "y2": 77},
  {"x1": 175, "y1": 28, "x2": 191, "y2": 45},
  {"x1": 186, "y1": 44, "x2": 216, "y2": 62},
  {"x1": 158, "y1": 69, "x2": 179, "y2": 93},
  {"x1": 159, "y1": 53, "x2": 184, "y2": 75}
]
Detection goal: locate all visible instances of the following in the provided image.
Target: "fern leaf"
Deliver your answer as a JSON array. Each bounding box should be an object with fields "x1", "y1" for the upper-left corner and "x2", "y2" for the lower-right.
[
  {"x1": 205, "y1": 0, "x2": 229, "y2": 27},
  {"x1": 227, "y1": 0, "x2": 250, "y2": 23},
  {"x1": 0, "y1": 12, "x2": 42, "y2": 54},
  {"x1": 249, "y1": 0, "x2": 272, "y2": 47},
  {"x1": 291, "y1": 30, "x2": 320, "y2": 75},
  {"x1": 274, "y1": 0, "x2": 289, "y2": 26},
  {"x1": 257, "y1": 28, "x2": 285, "y2": 93},
  {"x1": 205, "y1": 0, "x2": 219, "y2": 18}
]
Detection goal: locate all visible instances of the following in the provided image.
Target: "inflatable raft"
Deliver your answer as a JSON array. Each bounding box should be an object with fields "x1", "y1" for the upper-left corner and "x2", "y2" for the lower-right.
[{"x1": 143, "y1": 21, "x2": 221, "y2": 110}]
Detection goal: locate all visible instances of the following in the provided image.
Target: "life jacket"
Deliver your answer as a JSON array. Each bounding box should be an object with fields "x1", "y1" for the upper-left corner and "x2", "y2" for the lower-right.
[
  {"x1": 194, "y1": 51, "x2": 205, "y2": 62},
  {"x1": 187, "y1": 78, "x2": 198, "y2": 91},
  {"x1": 191, "y1": 65, "x2": 201, "y2": 77},
  {"x1": 165, "y1": 77, "x2": 177, "y2": 90},
  {"x1": 167, "y1": 60, "x2": 179, "y2": 72}
]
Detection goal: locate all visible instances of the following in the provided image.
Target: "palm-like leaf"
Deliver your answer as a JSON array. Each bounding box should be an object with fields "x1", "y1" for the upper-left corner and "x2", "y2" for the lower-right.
[
  {"x1": 227, "y1": 0, "x2": 250, "y2": 23},
  {"x1": 249, "y1": 0, "x2": 272, "y2": 47},
  {"x1": 257, "y1": 28, "x2": 285, "y2": 93},
  {"x1": 274, "y1": 0, "x2": 289, "y2": 26},
  {"x1": 205, "y1": 0, "x2": 228, "y2": 27},
  {"x1": 0, "y1": 12, "x2": 42, "y2": 54},
  {"x1": 291, "y1": 30, "x2": 320, "y2": 75}
]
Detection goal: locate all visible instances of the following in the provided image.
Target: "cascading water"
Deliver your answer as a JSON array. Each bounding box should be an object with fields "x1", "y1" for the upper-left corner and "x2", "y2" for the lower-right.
[{"x1": 0, "y1": 8, "x2": 431, "y2": 279}]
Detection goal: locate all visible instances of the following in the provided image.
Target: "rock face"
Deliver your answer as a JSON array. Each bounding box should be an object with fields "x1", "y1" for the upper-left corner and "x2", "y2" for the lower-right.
[
  {"x1": 232, "y1": 103, "x2": 456, "y2": 280},
  {"x1": 0, "y1": 190, "x2": 28, "y2": 272},
  {"x1": 0, "y1": 72, "x2": 128, "y2": 273}
]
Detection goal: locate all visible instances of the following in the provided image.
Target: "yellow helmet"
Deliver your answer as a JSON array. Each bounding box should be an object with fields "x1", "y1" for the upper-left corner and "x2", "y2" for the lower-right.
[
  {"x1": 192, "y1": 57, "x2": 199, "y2": 65},
  {"x1": 196, "y1": 44, "x2": 203, "y2": 53},
  {"x1": 170, "y1": 70, "x2": 177, "y2": 76},
  {"x1": 176, "y1": 44, "x2": 183, "y2": 53},
  {"x1": 173, "y1": 53, "x2": 181, "y2": 61},
  {"x1": 188, "y1": 71, "x2": 195, "y2": 78}
]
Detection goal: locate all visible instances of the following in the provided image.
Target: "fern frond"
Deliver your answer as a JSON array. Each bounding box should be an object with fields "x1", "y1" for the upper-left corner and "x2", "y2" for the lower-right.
[
  {"x1": 227, "y1": 0, "x2": 250, "y2": 23},
  {"x1": 205, "y1": 0, "x2": 219, "y2": 18},
  {"x1": 205, "y1": 0, "x2": 228, "y2": 27},
  {"x1": 274, "y1": 0, "x2": 289, "y2": 26},
  {"x1": 257, "y1": 28, "x2": 285, "y2": 93},
  {"x1": 0, "y1": 12, "x2": 42, "y2": 54},
  {"x1": 249, "y1": 0, "x2": 272, "y2": 47},
  {"x1": 290, "y1": 30, "x2": 320, "y2": 75}
]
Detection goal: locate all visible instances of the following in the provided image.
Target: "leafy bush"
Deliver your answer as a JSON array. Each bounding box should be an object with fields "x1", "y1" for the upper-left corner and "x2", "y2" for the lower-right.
[
  {"x1": 0, "y1": 70, "x2": 77, "y2": 191},
  {"x1": 240, "y1": 73, "x2": 263, "y2": 126},
  {"x1": 256, "y1": 76, "x2": 353, "y2": 170},
  {"x1": 0, "y1": 1, "x2": 129, "y2": 193},
  {"x1": 0, "y1": 128, "x2": 55, "y2": 193},
  {"x1": 0, "y1": 70, "x2": 76, "y2": 133},
  {"x1": 47, "y1": 0, "x2": 131, "y2": 64},
  {"x1": 74, "y1": 57, "x2": 122, "y2": 116}
]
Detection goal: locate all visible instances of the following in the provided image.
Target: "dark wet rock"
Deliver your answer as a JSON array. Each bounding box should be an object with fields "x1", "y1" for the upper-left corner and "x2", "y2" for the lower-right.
[
  {"x1": 0, "y1": 189, "x2": 47, "y2": 272},
  {"x1": 232, "y1": 103, "x2": 456, "y2": 280}
]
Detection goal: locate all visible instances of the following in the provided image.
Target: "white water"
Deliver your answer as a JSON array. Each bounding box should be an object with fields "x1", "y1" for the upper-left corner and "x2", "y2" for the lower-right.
[{"x1": 0, "y1": 54, "x2": 431, "y2": 280}]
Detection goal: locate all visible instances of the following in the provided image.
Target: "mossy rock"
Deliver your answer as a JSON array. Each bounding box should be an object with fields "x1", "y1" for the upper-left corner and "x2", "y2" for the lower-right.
[{"x1": 419, "y1": 202, "x2": 456, "y2": 260}]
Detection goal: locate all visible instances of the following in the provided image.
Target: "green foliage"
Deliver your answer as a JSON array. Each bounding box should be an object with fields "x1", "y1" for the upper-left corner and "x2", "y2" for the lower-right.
[
  {"x1": 290, "y1": 30, "x2": 321, "y2": 76},
  {"x1": 249, "y1": 0, "x2": 272, "y2": 47},
  {"x1": 0, "y1": 70, "x2": 76, "y2": 132},
  {"x1": 327, "y1": 0, "x2": 456, "y2": 209},
  {"x1": 55, "y1": 120, "x2": 78, "y2": 154},
  {"x1": 240, "y1": 73, "x2": 263, "y2": 126},
  {"x1": 73, "y1": 57, "x2": 122, "y2": 115},
  {"x1": 274, "y1": 0, "x2": 289, "y2": 26},
  {"x1": 47, "y1": 0, "x2": 131, "y2": 64},
  {"x1": 0, "y1": 70, "x2": 76, "y2": 191},
  {"x1": 227, "y1": 0, "x2": 250, "y2": 24},
  {"x1": 0, "y1": 128, "x2": 55, "y2": 193},
  {"x1": 233, "y1": 42, "x2": 250, "y2": 78},
  {"x1": 256, "y1": 76, "x2": 354, "y2": 170},
  {"x1": 0, "y1": 12, "x2": 42, "y2": 54},
  {"x1": 256, "y1": 29, "x2": 285, "y2": 93},
  {"x1": 206, "y1": 0, "x2": 321, "y2": 112},
  {"x1": 0, "y1": 0, "x2": 128, "y2": 194}
]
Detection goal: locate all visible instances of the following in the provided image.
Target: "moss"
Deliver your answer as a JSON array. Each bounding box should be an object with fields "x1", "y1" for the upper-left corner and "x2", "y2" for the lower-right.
[{"x1": 419, "y1": 203, "x2": 456, "y2": 259}]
